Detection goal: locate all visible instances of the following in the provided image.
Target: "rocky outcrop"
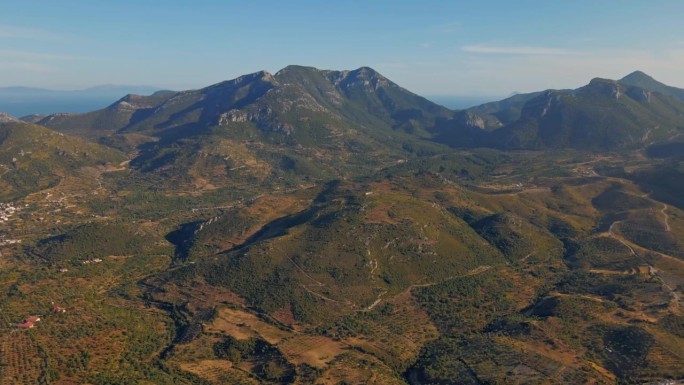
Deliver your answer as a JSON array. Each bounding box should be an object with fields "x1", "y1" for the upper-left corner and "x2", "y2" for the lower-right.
[
  {"x1": 579, "y1": 78, "x2": 623, "y2": 99},
  {"x1": 0, "y1": 112, "x2": 17, "y2": 123},
  {"x1": 626, "y1": 87, "x2": 652, "y2": 103},
  {"x1": 218, "y1": 107, "x2": 294, "y2": 134},
  {"x1": 455, "y1": 111, "x2": 486, "y2": 129}
]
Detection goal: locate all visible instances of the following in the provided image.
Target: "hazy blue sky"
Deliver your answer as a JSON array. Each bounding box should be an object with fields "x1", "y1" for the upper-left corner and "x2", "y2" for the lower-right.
[{"x1": 1, "y1": 0, "x2": 683, "y2": 97}]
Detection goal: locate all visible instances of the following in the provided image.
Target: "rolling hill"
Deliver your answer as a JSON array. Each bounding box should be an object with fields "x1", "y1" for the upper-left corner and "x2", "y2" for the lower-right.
[{"x1": 0, "y1": 121, "x2": 126, "y2": 200}]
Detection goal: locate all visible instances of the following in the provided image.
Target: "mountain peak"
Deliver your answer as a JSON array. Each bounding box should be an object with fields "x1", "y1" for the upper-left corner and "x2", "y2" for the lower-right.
[
  {"x1": 587, "y1": 77, "x2": 618, "y2": 85},
  {"x1": 107, "y1": 94, "x2": 151, "y2": 111},
  {"x1": 106, "y1": 90, "x2": 178, "y2": 112},
  {"x1": 353, "y1": 66, "x2": 377, "y2": 73},
  {"x1": 211, "y1": 70, "x2": 276, "y2": 90},
  {"x1": 579, "y1": 77, "x2": 623, "y2": 99},
  {"x1": 620, "y1": 70, "x2": 655, "y2": 83},
  {"x1": 238, "y1": 70, "x2": 275, "y2": 83},
  {"x1": 275, "y1": 65, "x2": 321, "y2": 76},
  {"x1": 347, "y1": 66, "x2": 384, "y2": 80},
  {"x1": 618, "y1": 70, "x2": 684, "y2": 102},
  {"x1": 330, "y1": 66, "x2": 393, "y2": 92}
]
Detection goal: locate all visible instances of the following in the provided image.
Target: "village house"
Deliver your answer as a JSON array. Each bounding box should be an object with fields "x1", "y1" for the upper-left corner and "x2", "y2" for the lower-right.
[{"x1": 17, "y1": 316, "x2": 41, "y2": 329}]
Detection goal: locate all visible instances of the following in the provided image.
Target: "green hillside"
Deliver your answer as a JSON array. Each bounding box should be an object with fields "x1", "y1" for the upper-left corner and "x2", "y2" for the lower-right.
[{"x1": 0, "y1": 121, "x2": 125, "y2": 200}]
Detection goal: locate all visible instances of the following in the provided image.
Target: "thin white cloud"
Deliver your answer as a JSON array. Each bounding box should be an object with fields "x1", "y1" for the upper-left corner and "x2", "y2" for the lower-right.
[
  {"x1": 397, "y1": 47, "x2": 684, "y2": 95},
  {"x1": 0, "y1": 62, "x2": 53, "y2": 73},
  {"x1": 373, "y1": 62, "x2": 409, "y2": 70},
  {"x1": 0, "y1": 49, "x2": 95, "y2": 79},
  {"x1": 0, "y1": 49, "x2": 94, "y2": 62},
  {"x1": 430, "y1": 22, "x2": 460, "y2": 34},
  {"x1": 0, "y1": 25, "x2": 66, "y2": 41},
  {"x1": 462, "y1": 44, "x2": 580, "y2": 56}
]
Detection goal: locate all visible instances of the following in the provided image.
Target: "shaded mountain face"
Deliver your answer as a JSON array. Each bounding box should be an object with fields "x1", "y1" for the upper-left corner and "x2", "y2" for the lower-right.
[{"x1": 469, "y1": 91, "x2": 544, "y2": 128}]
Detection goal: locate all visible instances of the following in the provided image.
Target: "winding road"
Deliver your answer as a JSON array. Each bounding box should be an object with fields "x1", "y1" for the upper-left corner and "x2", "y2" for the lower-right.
[
  {"x1": 608, "y1": 221, "x2": 680, "y2": 305},
  {"x1": 660, "y1": 203, "x2": 671, "y2": 232}
]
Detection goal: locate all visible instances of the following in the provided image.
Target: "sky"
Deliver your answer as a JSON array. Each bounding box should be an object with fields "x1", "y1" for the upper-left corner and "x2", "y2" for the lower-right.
[{"x1": 1, "y1": 0, "x2": 683, "y2": 98}]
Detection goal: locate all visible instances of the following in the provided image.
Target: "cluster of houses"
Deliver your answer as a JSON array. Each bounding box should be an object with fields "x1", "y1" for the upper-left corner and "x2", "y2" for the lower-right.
[
  {"x1": 82, "y1": 258, "x2": 103, "y2": 265},
  {"x1": 0, "y1": 203, "x2": 27, "y2": 247},
  {"x1": 0, "y1": 237, "x2": 21, "y2": 246},
  {"x1": 0, "y1": 202, "x2": 22, "y2": 222},
  {"x1": 17, "y1": 307, "x2": 67, "y2": 329}
]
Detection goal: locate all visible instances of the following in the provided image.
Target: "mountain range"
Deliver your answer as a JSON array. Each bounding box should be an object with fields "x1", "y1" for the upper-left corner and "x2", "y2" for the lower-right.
[
  {"x1": 24, "y1": 66, "x2": 684, "y2": 154},
  {"x1": 1, "y1": 65, "x2": 681, "y2": 199},
  {"x1": 438, "y1": 70, "x2": 684, "y2": 149},
  {"x1": 1, "y1": 66, "x2": 683, "y2": 385}
]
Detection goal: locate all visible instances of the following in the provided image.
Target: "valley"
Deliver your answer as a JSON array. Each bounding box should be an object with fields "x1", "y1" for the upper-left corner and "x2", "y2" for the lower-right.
[{"x1": 0, "y1": 66, "x2": 682, "y2": 384}]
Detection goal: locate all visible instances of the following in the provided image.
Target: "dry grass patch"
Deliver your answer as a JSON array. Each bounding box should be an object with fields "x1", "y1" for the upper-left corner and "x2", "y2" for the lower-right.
[
  {"x1": 154, "y1": 281, "x2": 246, "y2": 310},
  {"x1": 588, "y1": 361, "x2": 618, "y2": 383},
  {"x1": 271, "y1": 305, "x2": 296, "y2": 326},
  {"x1": 207, "y1": 307, "x2": 291, "y2": 344},
  {"x1": 279, "y1": 335, "x2": 346, "y2": 368},
  {"x1": 316, "y1": 352, "x2": 406, "y2": 385},
  {"x1": 180, "y1": 360, "x2": 259, "y2": 385}
]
